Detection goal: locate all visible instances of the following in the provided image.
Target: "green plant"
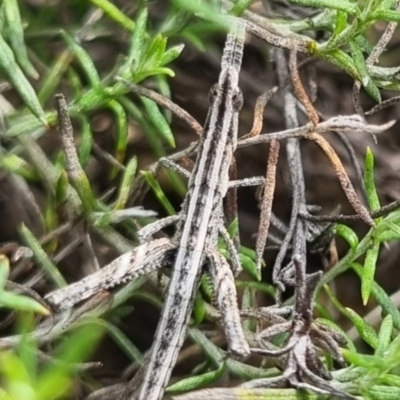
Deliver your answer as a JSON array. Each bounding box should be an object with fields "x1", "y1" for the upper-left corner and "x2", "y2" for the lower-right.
[{"x1": 1, "y1": 1, "x2": 400, "y2": 399}]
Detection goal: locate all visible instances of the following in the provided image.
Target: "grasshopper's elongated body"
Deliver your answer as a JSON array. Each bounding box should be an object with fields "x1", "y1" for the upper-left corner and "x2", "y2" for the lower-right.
[
  {"x1": 136, "y1": 25, "x2": 248, "y2": 400},
  {"x1": 45, "y1": 24, "x2": 249, "y2": 400}
]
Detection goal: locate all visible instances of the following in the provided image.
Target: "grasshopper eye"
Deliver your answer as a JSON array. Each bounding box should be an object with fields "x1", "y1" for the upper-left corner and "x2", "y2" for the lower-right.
[
  {"x1": 208, "y1": 84, "x2": 218, "y2": 103},
  {"x1": 232, "y1": 88, "x2": 243, "y2": 111}
]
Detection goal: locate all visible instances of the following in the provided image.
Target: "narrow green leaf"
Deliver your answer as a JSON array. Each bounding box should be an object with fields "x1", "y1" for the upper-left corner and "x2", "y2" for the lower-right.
[
  {"x1": 3, "y1": 0, "x2": 38, "y2": 79},
  {"x1": 60, "y1": 31, "x2": 100, "y2": 87},
  {"x1": 379, "y1": 374, "x2": 400, "y2": 388},
  {"x1": 5, "y1": 112, "x2": 53, "y2": 137},
  {"x1": 190, "y1": 328, "x2": 276, "y2": 380},
  {"x1": 0, "y1": 154, "x2": 37, "y2": 180},
  {"x1": 0, "y1": 352, "x2": 34, "y2": 397},
  {"x1": 14, "y1": 310, "x2": 37, "y2": 379},
  {"x1": 181, "y1": 31, "x2": 206, "y2": 52},
  {"x1": 20, "y1": 224, "x2": 67, "y2": 288},
  {"x1": 231, "y1": 0, "x2": 254, "y2": 15},
  {"x1": 0, "y1": 34, "x2": 46, "y2": 125},
  {"x1": 334, "y1": 366, "x2": 369, "y2": 382},
  {"x1": 345, "y1": 307, "x2": 379, "y2": 349},
  {"x1": 320, "y1": 17, "x2": 359, "y2": 51},
  {"x1": 72, "y1": 172, "x2": 96, "y2": 214},
  {"x1": 156, "y1": 75, "x2": 171, "y2": 115},
  {"x1": 55, "y1": 323, "x2": 105, "y2": 363},
  {"x1": 324, "y1": 284, "x2": 349, "y2": 317},
  {"x1": 316, "y1": 49, "x2": 361, "y2": 81},
  {"x1": 114, "y1": 157, "x2": 137, "y2": 210},
  {"x1": 108, "y1": 100, "x2": 128, "y2": 176},
  {"x1": 383, "y1": 221, "x2": 400, "y2": 237},
  {"x1": 141, "y1": 171, "x2": 176, "y2": 216},
  {"x1": 342, "y1": 348, "x2": 383, "y2": 368},
  {"x1": 355, "y1": 35, "x2": 374, "y2": 55},
  {"x1": 170, "y1": 0, "x2": 230, "y2": 29},
  {"x1": 38, "y1": 50, "x2": 72, "y2": 104},
  {"x1": 375, "y1": 229, "x2": 400, "y2": 243},
  {"x1": 67, "y1": 66, "x2": 83, "y2": 96},
  {"x1": 89, "y1": 211, "x2": 112, "y2": 227},
  {"x1": 239, "y1": 246, "x2": 260, "y2": 281},
  {"x1": 55, "y1": 169, "x2": 69, "y2": 203},
  {"x1": 35, "y1": 374, "x2": 71, "y2": 400},
  {"x1": 384, "y1": 208, "x2": 400, "y2": 225},
  {"x1": 227, "y1": 218, "x2": 239, "y2": 239},
  {"x1": 77, "y1": 117, "x2": 93, "y2": 168},
  {"x1": 193, "y1": 293, "x2": 206, "y2": 325},
  {"x1": 324, "y1": 283, "x2": 378, "y2": 346},
  {"x1": 374, "y1": 10, "x2": 400, "y2": 24},
  {"x1": 336, "y1": 224, "x2": 359, "y2": 249},
  {"x1": 376, "y1": 315, "x2": 393, "y2": 357},
  {"x1": 367, "y1": 385, "x2": 400, "y2": 400},
  {"x1": 75, "y1": 86, "x2": 110, "y2": 112},
  {"x1": 0, "y1": 255, "x2": 10, "y2": 287},
  {"x1": 360, "y1": 0, "x2": 381, "y2": 20},
  {"x1": 43, "y1": 198, "x2": 58, "y2": 253},
  {"x1": 191, "y1": 360, "x2": 212, "y2": 377},
  {"x1": 142, "y1": 97, "x2": 176, "y2": 148},
  {"x1": 364, "y1": 147, "x2": 381, "y2": 214},
  {"x1": 91, "y1": 207, "x2": 158, "y2": 225},
  {"x1": 0, "y1": 6, "x2": 6, "y2": 30},
  {"x1": 375, "y1": 215, "x2": 400, "y2": 242},
  {"x1": 352, "y1": 262, "x2": 400, "y2": 331},
  {"x1": 314, "y1": 301, "x2": 334, "y2": 321},
  {"x1": 119, "y1": 97, "x2": 187, "y2": 199},
  {"x1": 365, "y1": 76, "x2": 382, "y2": 104},
  {"x1": 142, "y1": 34, "x2": 167, "y2": 70},
  {"x1": 167, "y1": 363, "x2": 226, "y2": 393},
  {"x1": 135, "y1": 67, "x2": 175, "y2": 82},
  {"x1": 383, "y1": 0, "x2": 398, "y2": 8},
  {"x1": 238, "y1": 245, "x2": 257, "y2": 261},
  {"x1": 361, "y1": 240, "x2": 380, "y2": 305},
  {"x1": 0, "y1": 290, "x2": 49, "y2": 314},
  {"x1": 333, "y1": 10, "x2": 348, "y2": 37},
  {"x1": 200, "y1": 274, "x2": 213, "y2": 300},
  {"x1": 128, "y1": 8, "x2": 148, "y2": 72},
  {"x1": 242, "y1": 286, "x2": 256, "y2": 332},
  {"x1": 349, "y1": 41, "x2": 381, "y2": 102},
  {"x1": 378, "y1": 0, "x2": 398, "y2": 9},
  {"x1": 375, "y1": 80, "x2": 400, "y2": 91},
  {"x1": 160, "y1": 44, "x2": 185, "y2": 67},
  {"x1": 384, "y1": 334, "x2": 400, "y2": 370},
  {"x1": 89, "y1": 0, "x2": 135, "y2": 31},
  {"x1": 82, "y1": 318, "x2": 143, "y2": 364}
]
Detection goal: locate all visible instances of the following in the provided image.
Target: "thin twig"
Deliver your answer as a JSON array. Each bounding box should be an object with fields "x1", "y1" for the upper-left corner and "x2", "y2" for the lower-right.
[
  {"x1": 118, "y1": 78, "x2": 203, "y2": 136},
  {"x1": 303, "y1": 132, "x2": 374, "y2": 226},
  {"x1": 256, "y1": 139, "x2": 280, "y2": 273},
  {"x1": 366, "y1": 96, "x2": 400, "y2": 116},
  {"x1": 289, "y1": 46, "x2": 318, "y2": 127},
  {"x1": 353, "y1": 0, "x2": 400, "y2": 115},
  {"x1": 300, "y1": 199, "x2": 400, "y2": 223},
  {"x1": 272, "y1": 48, "x2": 307, "y2": 297}
]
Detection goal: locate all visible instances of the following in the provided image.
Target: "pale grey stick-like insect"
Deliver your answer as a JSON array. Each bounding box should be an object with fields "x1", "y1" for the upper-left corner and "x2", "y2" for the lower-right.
[
  {"x1": 126, "y1": 22, "x2": 249, "y2": 400},
  {"x1": 45, "y1": 23, "x2": 253, "y2": 400}
]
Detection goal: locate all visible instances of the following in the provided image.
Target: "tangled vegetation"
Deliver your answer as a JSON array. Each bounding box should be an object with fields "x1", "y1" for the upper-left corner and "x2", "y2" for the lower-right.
[{"x1": 1, "y1": 1, "x2": 400, "y2": 399}]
